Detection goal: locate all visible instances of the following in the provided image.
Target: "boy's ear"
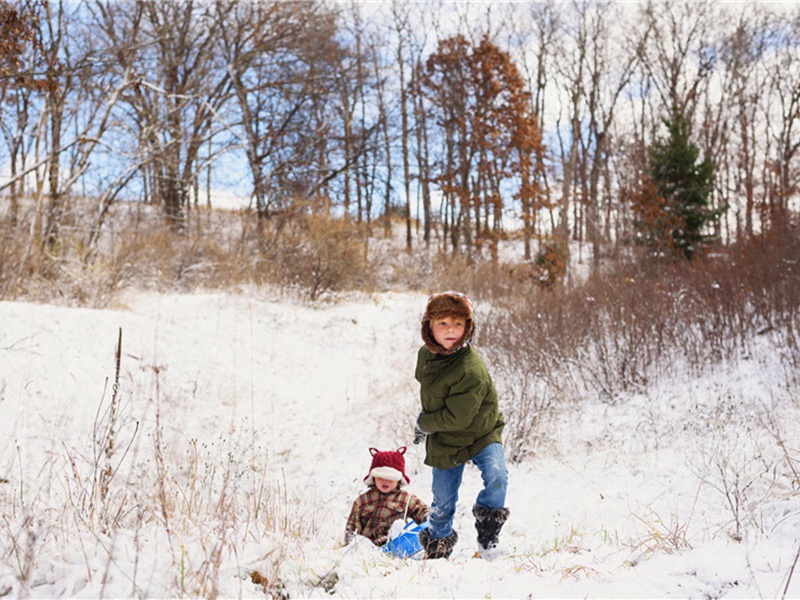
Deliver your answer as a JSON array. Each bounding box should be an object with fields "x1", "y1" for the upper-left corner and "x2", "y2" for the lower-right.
[
  {"x1": 369, "y1": 447, "x2": 379, "y2": 456},
  {"x1": 397, "y1": 446, "x2": 407, "y2": 455}
]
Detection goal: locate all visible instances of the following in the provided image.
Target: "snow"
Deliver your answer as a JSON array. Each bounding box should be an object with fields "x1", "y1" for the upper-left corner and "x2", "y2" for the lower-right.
[{"x1": 1, "y1": 289, "x2": 799, "y2": 598}]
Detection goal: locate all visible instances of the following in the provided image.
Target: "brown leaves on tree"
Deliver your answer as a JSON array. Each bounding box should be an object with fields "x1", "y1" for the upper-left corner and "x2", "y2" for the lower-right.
[
  {"x1": 625, "y1": 175, "x2": 686, "y2": 255},
  {"x1": 423, "y1": 34, "x2": 546, "y2": 256},
  {"x1": 0, "y1": 1, "x2": 49, "y2": 94}
]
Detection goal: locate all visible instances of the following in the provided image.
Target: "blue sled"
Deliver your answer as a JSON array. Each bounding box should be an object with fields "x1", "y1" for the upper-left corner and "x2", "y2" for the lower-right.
[{"x1": 382, "y1": 521, "x2": 430, "y2": 558}]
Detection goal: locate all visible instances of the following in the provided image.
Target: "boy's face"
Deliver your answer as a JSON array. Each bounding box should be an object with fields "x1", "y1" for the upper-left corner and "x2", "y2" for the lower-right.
[
  {"x1": 374, "y1": 477, "x2": 400, "y2": 493},
  {"x1": 431, "y1": 316, "x2": 466, "y2": 351}
]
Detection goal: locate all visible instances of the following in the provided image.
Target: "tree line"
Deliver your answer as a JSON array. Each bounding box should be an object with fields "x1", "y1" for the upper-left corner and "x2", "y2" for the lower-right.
[{"x1": 1, "y1": 0, "x2": 798, "y2": 273}]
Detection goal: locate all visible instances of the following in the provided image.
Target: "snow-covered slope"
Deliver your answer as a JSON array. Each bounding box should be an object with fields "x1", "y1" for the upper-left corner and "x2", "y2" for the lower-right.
[{"x1": 1, "y1": 290, "x2": 798, "y2": 598}]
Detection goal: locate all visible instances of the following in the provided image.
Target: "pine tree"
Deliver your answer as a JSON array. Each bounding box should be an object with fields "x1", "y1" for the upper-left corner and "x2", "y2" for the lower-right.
[{"x1": 647, "y1": 109, "x2": 720, "y2": 259}]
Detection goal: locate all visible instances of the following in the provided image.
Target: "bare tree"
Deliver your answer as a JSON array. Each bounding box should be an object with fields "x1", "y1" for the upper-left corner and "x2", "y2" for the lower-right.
[
  {"x1": 709, "y1": 5, "x2": 771, "y2": 239},
  {"x1": 353, "y1": 10, "x2": 385, "y2": 226},
  {"x1": 553, "y1": 0, "x2": 588, "y2": 262},
  {"x1": 0, "y1": 83, "x2": 32, "y2": 225},
  {"x1": 0, "y1": 0, "x2": 131, "y2": 253},
  {"x1": 410, "y1": 59, "x2": 433, "y2": 247},
  {"x1": 389, "y1": 0, "x2": 413, "y2": 248},
  {"x1": 407, "y1": 0, "x2": 443, "y2": 249},
  {"x1": 328, "y1": 3, "x2": 385, "y2": 223},
  {"x1": 94, "y1": 0, "x2": 234, "y2": 232},
  {"x1": 0, "y1": 0, "x2": 44, "y2": 225},
  {"x1": 503, "y1": 1, "x2": 560, "y2": 260},
  {"x1": 367, "y1": 24, "x2": 393, "y2": 232},
  {"x1": 765, "y1": 8, "x2": 800, "y2": 221},
  {"x1": 216, "y1": 0, "x2": 340, "y2": 221},
  {"x1": 580, "y1": 1, "x2": 640, "y2": 271},
  {"x1": 636, "y1": 0, "x2": 717, "y2": 125}
]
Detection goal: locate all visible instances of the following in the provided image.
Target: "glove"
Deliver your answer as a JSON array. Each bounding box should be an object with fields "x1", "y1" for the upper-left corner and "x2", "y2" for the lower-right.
[
  {"x1": 414, "y1": 413, "x2": 430, "y2": 445},
  {"x1": 413, "y1": 425, "x2": 427, "y2": 445}
]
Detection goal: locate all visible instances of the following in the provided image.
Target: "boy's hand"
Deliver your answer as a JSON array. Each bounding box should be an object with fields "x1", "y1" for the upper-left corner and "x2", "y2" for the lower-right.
[{"x1": 413, "y1": 425, "x2": 427, "y2": 445}]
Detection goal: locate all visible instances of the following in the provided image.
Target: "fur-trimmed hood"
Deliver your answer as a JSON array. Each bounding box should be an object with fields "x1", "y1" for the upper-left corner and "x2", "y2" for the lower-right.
[{"x1": 420, "y1": 291, "x2": 476, "y2": 355}]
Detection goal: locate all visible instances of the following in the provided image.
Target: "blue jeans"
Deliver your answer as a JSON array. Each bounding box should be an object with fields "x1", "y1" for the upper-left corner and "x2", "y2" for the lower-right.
[{"x1": 429, "y1": 443, "x2": 508, "y2": 539}]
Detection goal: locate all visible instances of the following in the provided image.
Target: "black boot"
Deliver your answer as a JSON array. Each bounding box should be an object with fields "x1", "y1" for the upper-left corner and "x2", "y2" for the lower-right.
[
  {"x1": 473, "y1": 504, "x2": 510, "y2": 551},
  {"x1": 418, "y1": 528, "x2": 458, "y2": 559}
]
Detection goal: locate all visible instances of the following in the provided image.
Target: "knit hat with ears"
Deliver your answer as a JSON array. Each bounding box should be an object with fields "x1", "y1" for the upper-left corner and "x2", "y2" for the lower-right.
[
  {"x1": 364, "y1": 447, "x2": 411, "y2": 487},
  {"x1": 421, "y1": 290, "x2": 476, "y2": 355}
]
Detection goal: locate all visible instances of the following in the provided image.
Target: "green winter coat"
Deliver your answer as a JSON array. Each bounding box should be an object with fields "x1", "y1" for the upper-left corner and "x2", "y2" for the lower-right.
[{"x1": 415, "y1": 344, "x2": 505, "y2": 469}]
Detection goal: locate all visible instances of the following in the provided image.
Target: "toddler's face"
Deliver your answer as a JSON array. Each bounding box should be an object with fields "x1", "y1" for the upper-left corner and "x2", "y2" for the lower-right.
[
  {"x1": 374, "y1": 477, "x2": 400, "y2": 493},
  {"x1": 431, "y1": 316, "x2": 466, "y2": 351}
]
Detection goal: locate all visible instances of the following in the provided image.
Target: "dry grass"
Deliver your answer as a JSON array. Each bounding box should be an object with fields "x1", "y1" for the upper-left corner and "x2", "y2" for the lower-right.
[
  {"x1": 3, "y1": 195, "x2": 799, "y2": 466},
  {"x1": 626, "y1": 510, "x2": 692, "y2": 562},
  {"x1": 1, "y1": 334, "x2": 305, "y2": 598},
  {"x1": 0, "y1": 199, "x2": 380, "y2": 305}
]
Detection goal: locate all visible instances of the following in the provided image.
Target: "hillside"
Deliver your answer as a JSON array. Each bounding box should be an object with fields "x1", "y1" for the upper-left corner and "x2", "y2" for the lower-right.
[{"x1": 1, "y1": 284, "x2": 799, "y2": 598}]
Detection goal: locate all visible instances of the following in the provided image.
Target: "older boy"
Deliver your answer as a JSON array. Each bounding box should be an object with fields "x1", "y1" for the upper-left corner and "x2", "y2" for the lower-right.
[{"x1": 413, "y1": 291, "x2": 510, "y2": 559}]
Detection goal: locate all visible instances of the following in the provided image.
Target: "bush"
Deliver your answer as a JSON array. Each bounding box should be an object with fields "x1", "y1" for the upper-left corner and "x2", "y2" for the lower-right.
[
  {"x1": 480, "y1": 223, "x2": 800, "y2": 442},
  {"x1": 0, "y1": 221, "x2": 32, "y2": 300},
  {"x1": 0, "y1": 199, "x2": 381, "y2": 304},
  {"x1": 270, "y1": 215, "x2": 372, "y2": 301}
]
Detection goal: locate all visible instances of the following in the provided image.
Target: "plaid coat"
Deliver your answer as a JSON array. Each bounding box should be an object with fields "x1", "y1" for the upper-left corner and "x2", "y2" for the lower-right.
[{"x1": 345, "y1": 487, "x2": 429, "y2": 546}]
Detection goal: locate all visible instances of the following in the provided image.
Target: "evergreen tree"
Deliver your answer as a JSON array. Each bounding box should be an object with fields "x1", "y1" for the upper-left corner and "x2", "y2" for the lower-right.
[{"x1": 648, "y1": 109, "x2": 720, "y2": 259}]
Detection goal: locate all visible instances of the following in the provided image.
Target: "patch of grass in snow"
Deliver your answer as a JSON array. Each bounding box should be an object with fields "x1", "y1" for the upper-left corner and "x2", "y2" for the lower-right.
[
  {"x1": 0, "y1": 338, "x2": 308, "y2": 599},
  {"x1": 626, "y1": 509, "x2": 693, "y2": 564}
]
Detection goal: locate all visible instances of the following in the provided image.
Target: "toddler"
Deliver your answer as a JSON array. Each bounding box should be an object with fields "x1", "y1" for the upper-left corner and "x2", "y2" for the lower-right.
[{"x1": 345, "y1": 447, "x2": 429, "y2": 547}]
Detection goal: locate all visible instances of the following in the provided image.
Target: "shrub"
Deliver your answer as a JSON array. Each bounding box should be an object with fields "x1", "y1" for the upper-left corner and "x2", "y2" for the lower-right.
[
  {"x1": 480, "y1": 223, "x2": 800, "y2": 457},
  {"x1": 271, "y1": 215, "x2": 372, "y2": 301}
]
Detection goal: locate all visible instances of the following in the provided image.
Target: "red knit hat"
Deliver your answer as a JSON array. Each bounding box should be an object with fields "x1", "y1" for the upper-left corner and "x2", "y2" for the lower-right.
[{"x1": 364, "y1": 447, "x2": 410, "y2": 486}]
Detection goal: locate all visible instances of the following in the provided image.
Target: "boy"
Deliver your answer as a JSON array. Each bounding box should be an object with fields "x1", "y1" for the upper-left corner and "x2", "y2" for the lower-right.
[
  {"x1": 413, "y1": 291, "x2": 510, "y2": 559},
  {"x1": 345, "y1": 447, "x2": 429, "y2": 547}
]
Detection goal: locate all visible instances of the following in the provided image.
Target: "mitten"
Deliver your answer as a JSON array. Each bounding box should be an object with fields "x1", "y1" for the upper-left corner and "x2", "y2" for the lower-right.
[{"x1": 413, "y1": 424, "x2": 427, "y2": 445}]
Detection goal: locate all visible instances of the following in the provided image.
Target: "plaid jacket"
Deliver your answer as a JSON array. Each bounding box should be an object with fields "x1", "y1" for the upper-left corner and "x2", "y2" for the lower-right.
[{"x1": 345, "y1": 487, "x2": 429, "y2": 546}]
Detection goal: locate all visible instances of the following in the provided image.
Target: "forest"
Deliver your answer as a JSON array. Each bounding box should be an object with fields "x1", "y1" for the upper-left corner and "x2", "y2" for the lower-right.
[{"x1": 1, "y1": 0, "x2": 798, "y2": 290}]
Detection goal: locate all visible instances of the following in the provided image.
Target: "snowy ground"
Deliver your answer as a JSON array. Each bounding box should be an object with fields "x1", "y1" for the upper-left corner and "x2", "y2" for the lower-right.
[{"x1": 1, "y1": 290, "x2": 799, "y2": 598}]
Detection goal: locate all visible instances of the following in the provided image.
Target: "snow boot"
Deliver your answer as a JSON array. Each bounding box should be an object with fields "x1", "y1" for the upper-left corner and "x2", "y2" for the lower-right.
[
  {"x1": 418, "y1": 528, "x2": 458, "y2": 559},
  {"x1": 473, "y1": 504, "x2": 510, "y2": 552}
]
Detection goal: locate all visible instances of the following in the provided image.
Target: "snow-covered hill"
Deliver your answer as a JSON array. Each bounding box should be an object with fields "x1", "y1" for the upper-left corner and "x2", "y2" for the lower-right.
[{"x1": 1, "y1": 290, "x2": 798, "y2": 598}]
